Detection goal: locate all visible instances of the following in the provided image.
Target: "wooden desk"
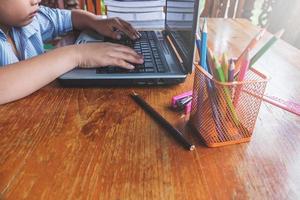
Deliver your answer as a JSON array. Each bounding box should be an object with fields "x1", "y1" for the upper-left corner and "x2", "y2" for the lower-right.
[{"x1": 1, "y1": 19, "x2": 300, "y2": 199}]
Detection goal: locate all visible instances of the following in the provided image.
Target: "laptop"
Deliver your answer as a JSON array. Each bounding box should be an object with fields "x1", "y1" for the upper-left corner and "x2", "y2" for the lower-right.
[{"x1": 59, "y1": 0, "x2": 202, "y2": 86}]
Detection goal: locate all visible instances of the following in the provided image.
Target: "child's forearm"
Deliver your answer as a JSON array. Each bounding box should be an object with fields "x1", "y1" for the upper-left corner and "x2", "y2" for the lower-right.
[
  {"x1": 0, "y1": 45, "x2": 79, "y2": 105},
  {"x1": 71, "y1": 9, "x2": 98, "y2": 31},
  {"x1": 71, "y1": 9, "x2": 139, "y2": 40}
]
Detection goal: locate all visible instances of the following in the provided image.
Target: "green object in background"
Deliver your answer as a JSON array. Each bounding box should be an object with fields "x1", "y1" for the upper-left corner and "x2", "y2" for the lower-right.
[
  {"x1": 101, "y1": 0, "x2": 106, "y2": 15},
  {"x1": 250, "y1": 29, "x2": 285, "y2": 66},
  {"x1": 44, "y1": 43, "x2": 55, "y2": 52}
]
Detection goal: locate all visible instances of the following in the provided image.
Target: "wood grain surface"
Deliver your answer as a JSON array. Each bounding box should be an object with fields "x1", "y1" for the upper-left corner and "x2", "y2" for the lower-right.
[{"x1": 0, "y1": 19, "x2": 300, "y2": 199}]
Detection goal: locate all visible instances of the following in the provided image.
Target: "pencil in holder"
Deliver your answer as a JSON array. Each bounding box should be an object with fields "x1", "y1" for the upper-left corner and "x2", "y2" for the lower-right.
[{"x1": 189, "y1": 64, "x2": 268, "y2": 147}]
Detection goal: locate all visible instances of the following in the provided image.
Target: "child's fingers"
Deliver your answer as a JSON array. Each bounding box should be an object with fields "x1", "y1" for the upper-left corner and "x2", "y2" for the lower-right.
[
  {"x1": 108, "y1": 43, "x2": 143, "y2": 58},
  {"x1": 110, "y1": 31, "x2": 122, "y2": 40},
  {"x1": 111, "y1": 51, "x2": 144, "y2": 64},
  {"x1": 111, "y1": 43, "x2": 143, "y2": 57},
  {"x1": 118, "y1": 18, "x2": 140, "y2": 39},
  {"x1": 109, "y1": 57, "x2": 135, "y2": 69},
  {"x1": 112, "y1": 18, "x2": 137, "y2": 40}
]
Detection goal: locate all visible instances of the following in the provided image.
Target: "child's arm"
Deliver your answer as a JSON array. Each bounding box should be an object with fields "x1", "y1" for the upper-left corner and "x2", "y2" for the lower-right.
[
  {"x1": 71, "y1": 9, "x2": 140, "y2": 40},
  {"x1": 0, "y1": 46, "x2": 77, "y2": 105},
  {"x1": 0, "y1": 8, "x2": 143, "y2": 105},
  {"x1": 39, "y1": 6, "x2": 139, "y2": 43},
  {"x1": 0, "y1": 43, "x2": 143, "y2": 105}
]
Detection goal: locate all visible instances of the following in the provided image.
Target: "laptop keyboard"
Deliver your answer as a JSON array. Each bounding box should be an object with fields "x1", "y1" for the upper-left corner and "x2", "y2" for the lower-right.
[{"x1": 96, "y1": 31, "x2": 167, "y2": 74}]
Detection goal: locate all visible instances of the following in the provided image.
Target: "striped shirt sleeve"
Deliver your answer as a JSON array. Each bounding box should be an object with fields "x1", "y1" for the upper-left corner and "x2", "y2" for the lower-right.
[
  {"x1": 0, "y1": 41, "x2": 19, "y2": 67},
  {"x1": 37, "y1": 6, "x2": 73, "y2": 42}
]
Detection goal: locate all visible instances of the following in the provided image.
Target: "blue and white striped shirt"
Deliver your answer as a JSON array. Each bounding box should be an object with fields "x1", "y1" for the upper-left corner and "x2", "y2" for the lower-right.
[{"x1": 0, "y1": 6, "x2": 73, "y2": 67}]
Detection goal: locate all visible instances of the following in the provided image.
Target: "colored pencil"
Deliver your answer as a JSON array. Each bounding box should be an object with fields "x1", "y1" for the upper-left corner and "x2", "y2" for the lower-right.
[
  {"x1": 250, "y1": 29, "x2": 285, "y2": 66},
  {"x1": 196, "y1": 25, "x2": 220, "y2": 135},
  {"x1": 196, "y1": 21, "x2": 224, "y2": 138},
  {"x1": 261, "y1": 94, "x2": 300, "y2": 116},
  {"x1": 237, "y1": 50, "x2": 251, "y2": 82},
  {"x1": 200, "y1": 18, "x2": 208, "y2": 72},
  {"x1": 214, "y1": 56, "x2": 226, "y2": 82},
  {"x1": 235, "y1": 29, "x2": 266, "y2": 75},
  {"x1": 207, "y1": 48, "x2": 215, "y2": 77},
  {"x1": 243, "y1": 91, "x2": 300, "y2": 117},
  {"x1": 234, "y1": 50, "x2": 250, "y2": 106},
  {"x1": 228, "y1": 59, "x2": 235, "y2": 82},
  {"x1": 214, "y1": 56, "x2": 240, "y2": 126},
  {"x1": 221, "y1": 53, "x2": 229, "y2": 81},
  {"x1": 195, "y1": 32, "x2": 202, "y2": 65}
]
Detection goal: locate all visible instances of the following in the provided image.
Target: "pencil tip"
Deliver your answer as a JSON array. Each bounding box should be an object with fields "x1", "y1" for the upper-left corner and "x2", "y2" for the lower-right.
[
  {"x1": 229, "y1": 59, "x2": 235, "y2": 69},
  {"x1": 132, "y1": 90, "x2": 138, "y2": 96},
  {"x1": 190, "y1": 145, "x2": 196, "y2": 151}
]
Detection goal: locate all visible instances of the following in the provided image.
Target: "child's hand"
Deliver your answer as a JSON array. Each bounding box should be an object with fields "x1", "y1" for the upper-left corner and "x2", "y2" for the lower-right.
[
  {"x1": 92, "y1": 17, "x2": 141, "y2": 40},
  {"x1": 76, "y1": 42, "x2": 144, "y2": 69}
]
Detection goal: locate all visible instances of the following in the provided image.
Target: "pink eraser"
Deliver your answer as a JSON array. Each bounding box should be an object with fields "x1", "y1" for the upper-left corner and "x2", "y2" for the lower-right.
[{"x1": 172, "y1": 90, "x2": 193, "y2": 108}]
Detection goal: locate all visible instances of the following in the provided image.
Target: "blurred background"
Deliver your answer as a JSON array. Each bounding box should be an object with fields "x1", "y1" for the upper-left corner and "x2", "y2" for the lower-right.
[{"x1": 40, "y1": 0, "x2": 300, "y2": 49}]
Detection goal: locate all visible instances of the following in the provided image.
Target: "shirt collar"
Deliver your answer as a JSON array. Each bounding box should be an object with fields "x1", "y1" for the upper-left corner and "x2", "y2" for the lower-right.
[
  {"x1": 0, "y1": 17, "x2": 39, "y2": 41},
  {"x1": 20, "y1": 17, "x2": 39, "y2": 39}
]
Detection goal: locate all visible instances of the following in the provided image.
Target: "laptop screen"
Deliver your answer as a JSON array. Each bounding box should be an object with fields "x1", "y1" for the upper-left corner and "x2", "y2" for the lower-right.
[{"x1": 165, "y1": 0, "x2": 201, "y2": 73}]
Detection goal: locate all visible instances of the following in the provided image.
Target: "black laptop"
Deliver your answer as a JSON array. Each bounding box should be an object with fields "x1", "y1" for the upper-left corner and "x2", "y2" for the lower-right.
[{"x1": 59, "y1": 0, "x2": 202, "y2": 86}]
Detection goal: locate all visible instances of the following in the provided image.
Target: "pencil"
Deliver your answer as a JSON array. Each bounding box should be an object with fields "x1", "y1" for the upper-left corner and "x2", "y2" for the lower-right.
[
  {"x1": 234, "y1": 28, "x2": 266, "y2": 75},
  {"x1": 207, "y1": 48, "x2": 216, "y2": 77},
  {"x1": 221, "y1": 53, "x2": 229, "y2": 81},
  {"x1": 228, "y1": 59, "x2": 235, "y2": 82},
  {"x1": 200, "y1": 18, "x2": 209, "y2": 72},
  {"x1": 214, "y1": 56, "x2": 226, "y2": 82},
  {"x1": 260, "y1": 94, "x2": 300, "y2": 116},
  {"x1": 243, "y1": 91, "x2": 300, "y2": 116},
  {"x1": 195, "y1": 32, "x2": 202, "y2": 65},
  {"x1": 250, "y1": 29, "x2": 285, "y2": 66},
  {"x1": 237, "y1": 50, "x2": 251, "y2": 82},
  {"x1": 213, "y1": 56, "x2": 240, "y2": 126},
  {"x1": 198, "y1": 22, "x2": 224, "y2": 138},
  {"x1": 234, "y1": 50, "x2": 250, "y2": 106},
  {"x1": 130, "y1": 92, "x2": 195, "y2": 151}
]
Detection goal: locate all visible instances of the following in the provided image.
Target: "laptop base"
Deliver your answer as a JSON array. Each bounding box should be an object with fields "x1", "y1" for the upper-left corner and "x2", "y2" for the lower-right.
[{"x1": 58, "y1": 77, "x2": 185, "y2": 87}]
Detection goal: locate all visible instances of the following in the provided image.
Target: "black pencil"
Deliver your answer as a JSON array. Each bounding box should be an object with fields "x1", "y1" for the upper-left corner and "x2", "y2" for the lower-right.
[{"x1": 130, "y1": 91, "x2": 195, "y2": 151}]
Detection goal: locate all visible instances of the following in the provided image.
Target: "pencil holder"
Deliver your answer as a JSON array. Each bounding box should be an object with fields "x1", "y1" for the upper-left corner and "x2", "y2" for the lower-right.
[{"x1": 189, "y1": 64, "x2": 268, "y2": 147}]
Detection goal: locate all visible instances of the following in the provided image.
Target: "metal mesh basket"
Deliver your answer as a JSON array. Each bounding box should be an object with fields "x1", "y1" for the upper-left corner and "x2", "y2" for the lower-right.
[{"x1": 189, "y1": 64, "x2": 268, "y2": 147}]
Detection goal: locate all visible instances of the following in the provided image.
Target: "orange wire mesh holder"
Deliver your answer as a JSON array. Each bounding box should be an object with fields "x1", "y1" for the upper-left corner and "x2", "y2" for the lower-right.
[{"x1": 189, "y1": 64, "x2": 268, "y2": 147}]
